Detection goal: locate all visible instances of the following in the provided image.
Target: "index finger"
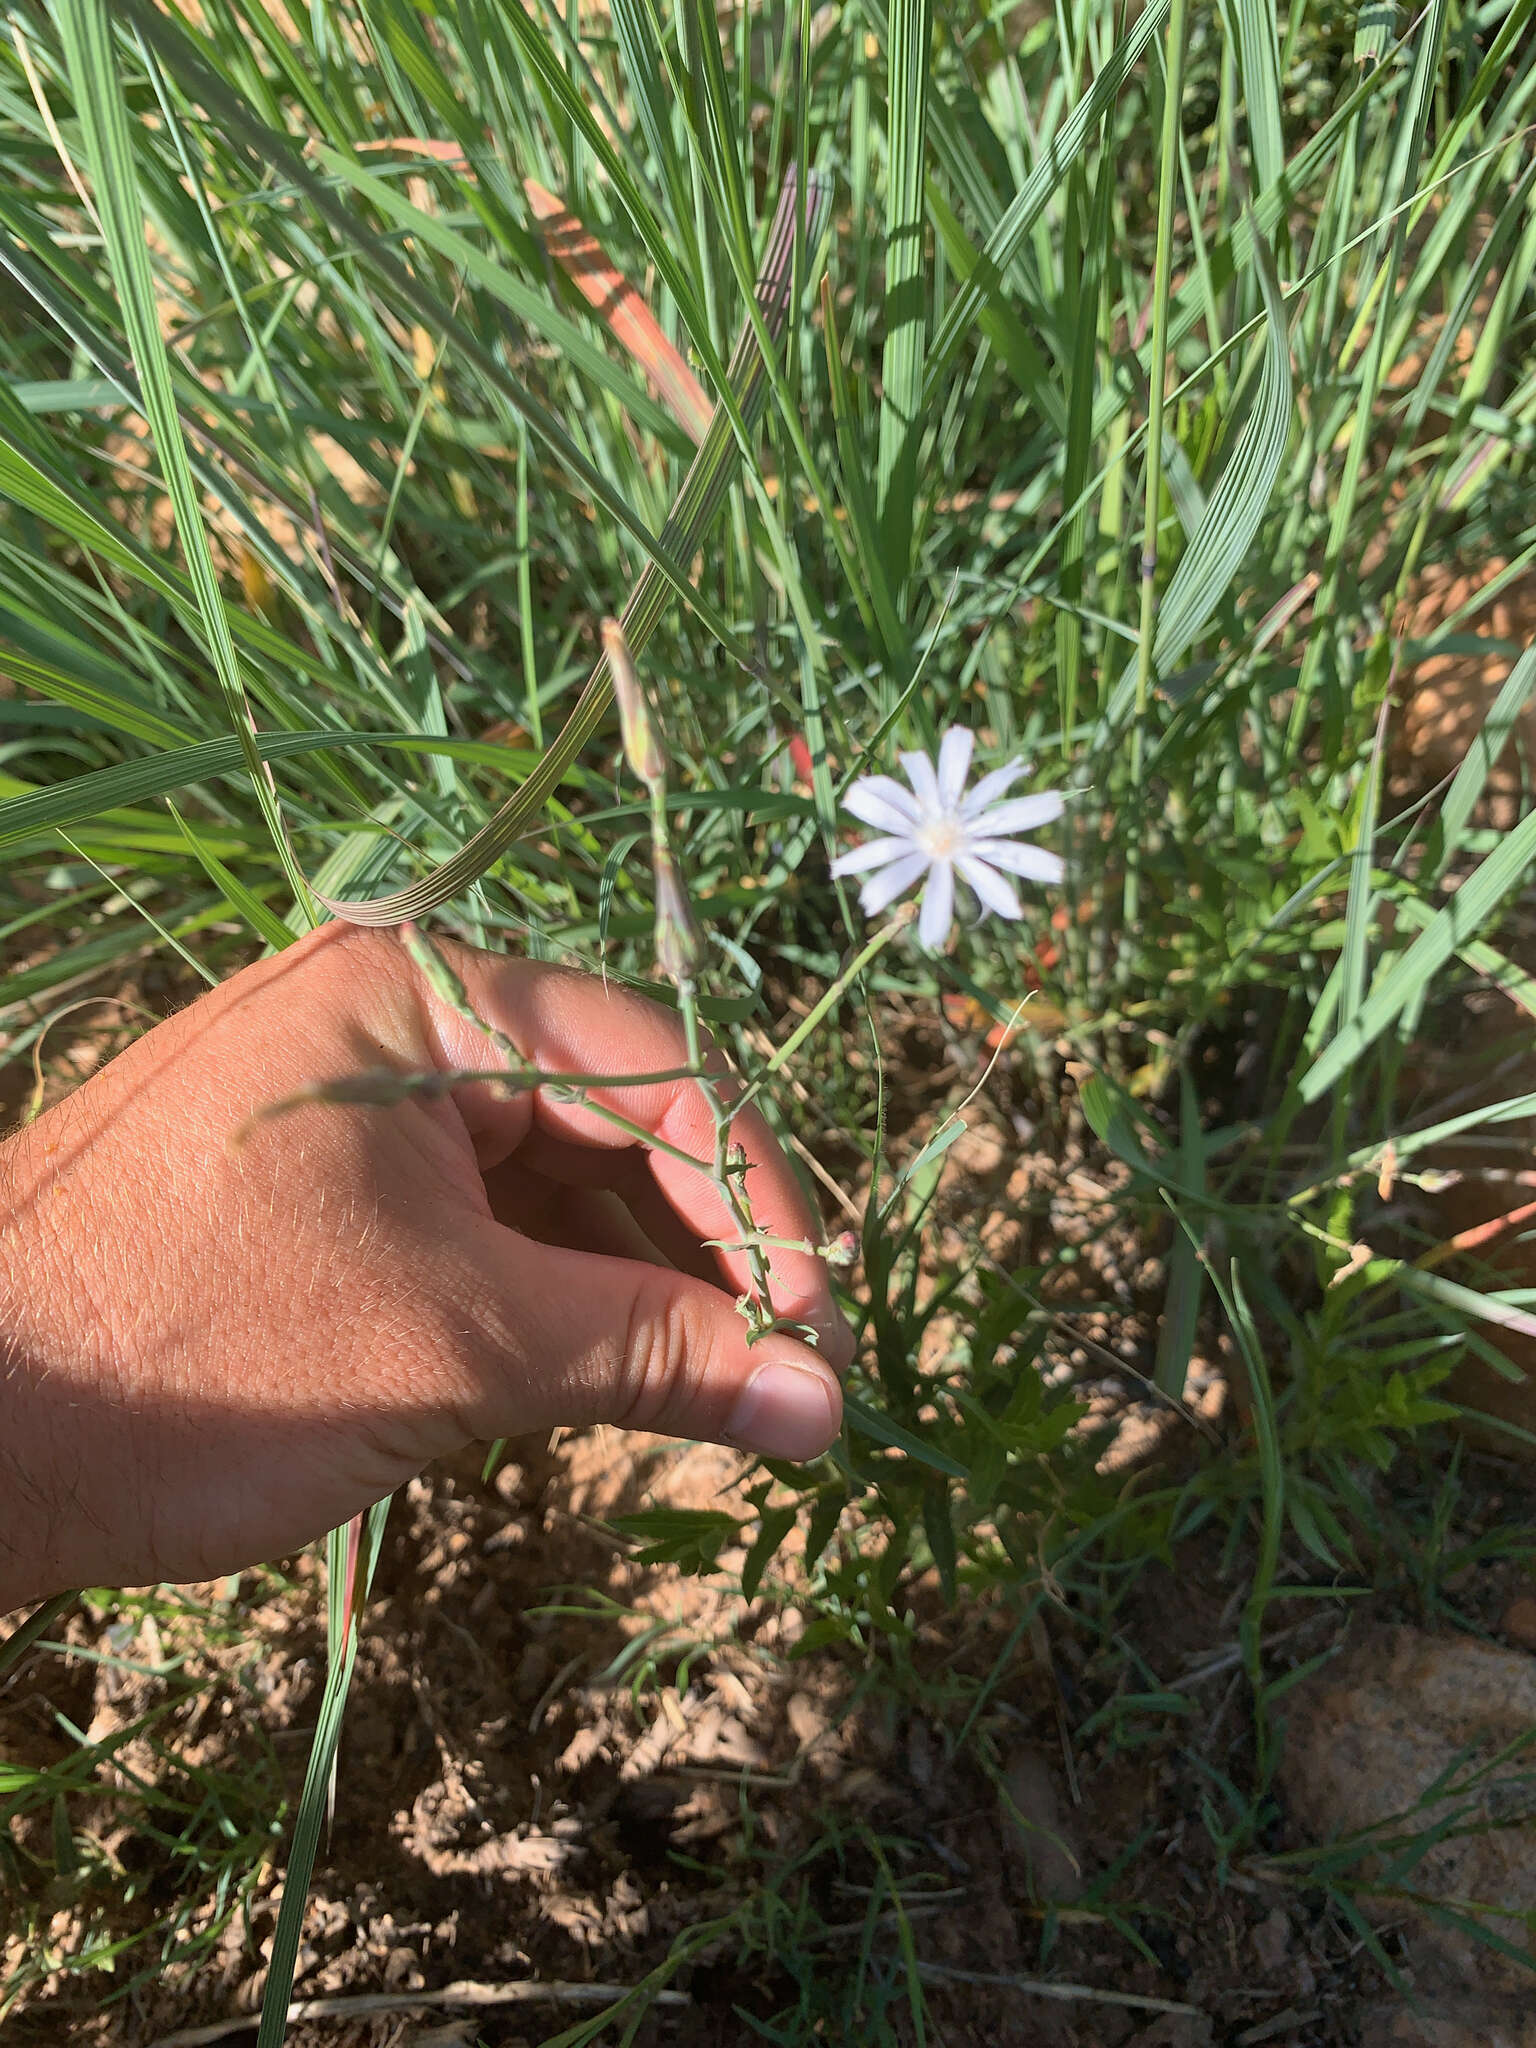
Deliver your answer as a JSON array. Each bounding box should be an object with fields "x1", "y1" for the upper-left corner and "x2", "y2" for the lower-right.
[{"x1": 418, "y1": 942, "x2": 853, "y2": 1370}]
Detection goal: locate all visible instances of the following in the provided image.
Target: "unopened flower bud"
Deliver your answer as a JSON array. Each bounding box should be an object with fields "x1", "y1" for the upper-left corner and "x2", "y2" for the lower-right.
[
  {"x1": 602, "y1": 617, "x2": 667, "y2": 789},
  {"x1": 653, "y1": 844, "x2": 705, "y2": 982}
]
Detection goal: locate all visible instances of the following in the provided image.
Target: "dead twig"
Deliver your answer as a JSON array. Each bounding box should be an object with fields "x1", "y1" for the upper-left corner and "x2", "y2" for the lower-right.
[
  {"x1": 145, "y1": 1979, "x2": 690, "y2": 2047},
  {"x1": 915, "y1": 1962, "x2": 1202, "y2": 2016}
]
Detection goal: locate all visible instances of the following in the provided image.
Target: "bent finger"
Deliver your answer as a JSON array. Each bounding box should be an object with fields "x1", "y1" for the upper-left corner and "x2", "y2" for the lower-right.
[
  {"x1": 442, "y1": 1217, "x2": 844, "y2": 1463},
  {"x1": 418, "y1": 943, "x2": 852, "y2": 1369}
]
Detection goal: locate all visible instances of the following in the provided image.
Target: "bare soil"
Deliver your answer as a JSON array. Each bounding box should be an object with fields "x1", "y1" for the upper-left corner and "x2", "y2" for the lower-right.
[{"x1": 6, "y1": 1390, "x2": 1536, "y2": 2048}]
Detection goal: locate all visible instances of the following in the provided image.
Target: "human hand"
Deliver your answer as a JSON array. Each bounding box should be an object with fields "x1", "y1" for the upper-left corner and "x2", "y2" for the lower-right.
[{"x1": 0, "y1": 924, "x2": 851, "y2": 1610}]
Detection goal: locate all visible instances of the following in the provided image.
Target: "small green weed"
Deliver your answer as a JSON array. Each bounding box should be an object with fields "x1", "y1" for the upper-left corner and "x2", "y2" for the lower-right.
[{"x1": 1, "y1": 1585, "x2": 285, "y2": 2014}]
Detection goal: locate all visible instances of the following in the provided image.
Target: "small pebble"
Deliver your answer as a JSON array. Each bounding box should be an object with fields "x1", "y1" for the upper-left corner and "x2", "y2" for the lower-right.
[{"x1": 1251, "y1": 1903, "x2": 1291, "y2": 1975}]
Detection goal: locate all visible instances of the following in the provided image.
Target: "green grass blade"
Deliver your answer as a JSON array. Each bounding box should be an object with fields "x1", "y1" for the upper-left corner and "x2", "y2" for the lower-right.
[
  {"x1": 0, "y1": 730, "x2": 541, "y2": 851},
  {"x1": 821, "y1": 277, "x2": 904, "y2": 660},
  {"x1": 925, "y1": 0, "x2": 1170, "y2": 394},
  {"x1": 1149, "y1": 216, "x2": 1293, "y2": 678},
  {"x1": 0, "y1": 599, "x2": 190, "y2": 747},
  {"x1": 256, "y1": 1496, "x2": 391, "y2": 2048},
  {"x1": 1056, "y1": 141, "x2": 1114, "y2": 738},
  {"x1": 0, "y1": 1595, "x2": 77, "y2": 1679},
  {"x1": 169, "y1": 803, "x2": 297, "y2": 952},
  {"x1": 875, "y1": 0, "x2": 933, "y2": 600},
  {"x1": 1428, "y1": 646, "x2": 1536, "y2": 880},
  {"x1": 1153, "y1": 1073, "x2": 1206, "y2": 1399},
  {"x1": 317, "y1": 169, "x2": 832, "y2": 925},
  {"x1": 1337, "y1": 703, "x2": 1389, "y2": 1036},
  {"x1": 843, "y1": 1393, "x2": 969, "y2": 1480},
  {"x1": 1302, "y1": 801, "x2": 1536, "y2": 1102},
  {"x1": 56, "y1": 0, "x2": 314, "y2": 921},
  {"x1": 1222, "y1": 0, "x2": 1285, "y2": 201},
  {"x1": 0, "y1": 425, "x2": 192, "y2": 618}
]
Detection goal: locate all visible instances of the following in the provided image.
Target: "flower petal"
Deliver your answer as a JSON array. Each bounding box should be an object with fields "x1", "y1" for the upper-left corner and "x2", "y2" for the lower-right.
[
  {"x1": 830, "y1": 835, "x2": 911, "y2": 878},
  {"x1": 957, "y1": 854, "x2": 1022, "y2": 920},
  {"x1": 936, "y1": 727, "x2": 975, "y2": 806},
  {"x1": 968, "y1": 836, "x2": 1065, "y2": 885},
  {"x1": 969, "y1": 791, "x2": 1066, "y2": 837},
  {"x1": 843, "y1": 774, "x2": 921, "y2": 833},
  {"x1": 899, "y1": 749, "x2": 942, "y2": 816},
  {"x1": 917, "y1": 858, "x2": 955, "y2": 950},
  {"x1": 858, "y1": 848, "x2": 930, "y2": 915},
  {"x1": 959, "y1": 756, "x2": 1028, "y2": 816}
]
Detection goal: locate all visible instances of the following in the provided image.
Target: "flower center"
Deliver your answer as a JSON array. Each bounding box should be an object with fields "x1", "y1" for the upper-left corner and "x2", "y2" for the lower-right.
[{"x1": 916, "y1": 816, "x2": 963, "y2": 860}]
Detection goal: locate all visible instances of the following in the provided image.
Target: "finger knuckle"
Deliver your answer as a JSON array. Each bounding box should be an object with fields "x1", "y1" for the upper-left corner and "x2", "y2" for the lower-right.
[{"x1": 616, "y1": 1282, "x2": 713, "y2": 1431}]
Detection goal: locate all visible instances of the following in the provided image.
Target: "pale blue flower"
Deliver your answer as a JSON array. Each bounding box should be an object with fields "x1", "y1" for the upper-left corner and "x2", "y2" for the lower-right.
[{"x1": 831, "y1": 728, "x2": 1064, "y2": 949}]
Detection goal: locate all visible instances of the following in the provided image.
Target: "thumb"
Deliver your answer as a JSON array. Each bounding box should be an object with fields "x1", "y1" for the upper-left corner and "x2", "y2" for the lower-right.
[{"x1": 454, "y1": 1222, "x2": 844, "y2": 1462}]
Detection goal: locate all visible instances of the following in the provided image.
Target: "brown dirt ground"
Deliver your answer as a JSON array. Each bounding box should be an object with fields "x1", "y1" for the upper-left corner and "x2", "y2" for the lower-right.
[
  {"x1": 3, "y1": 973, "x2": 1535, "y2": 2048},
  {"x1": 6, "y1": 1260, "x2": 1536, "y2": 2048}
]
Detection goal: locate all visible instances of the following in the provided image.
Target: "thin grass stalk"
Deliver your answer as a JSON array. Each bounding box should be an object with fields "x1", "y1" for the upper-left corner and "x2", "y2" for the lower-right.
[
  {"x1": 314, "y1": 169, "x2": 831, "y2": 923},
  {"x1": 1119, "y1": 0, "x2": 1189, "y2": 983},
  {"x1": 1286, "y1": 0, "x2": 1449, "y2": 760},
  {"x1": 256, "y1": 1497, "x2": 390, "y2": 2048},
  {"x1": 56, "y1": 0, "x2": 317, "y2": 923},
  {"x1": 876, "y1": 0, "x2": 934, "y2": 604}
]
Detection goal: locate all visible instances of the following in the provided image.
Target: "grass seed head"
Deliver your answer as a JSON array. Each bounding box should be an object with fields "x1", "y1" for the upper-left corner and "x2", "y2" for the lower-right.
[
  {"x1": 653, "y1": 844, "x2": 705, "y2": 982},
  {"x1": 602, "y1": 616, "x2": 667, "y2": 790}
]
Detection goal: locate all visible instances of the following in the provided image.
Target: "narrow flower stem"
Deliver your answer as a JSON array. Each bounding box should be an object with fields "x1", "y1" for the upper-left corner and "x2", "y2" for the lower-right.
[
  {"x1": 1120, "y1": 0, "x2": 1188, "y2": 987},
  {"x1": 611, "y1": 617, "x2": 816, "y2": 1344},
  {"x1": 680, "y1": 977, "x2": 783, "y2": 1335},
  {"x1": 247, "y1": 1064, "x2": 724, "y2": 1178},
  {"x1": 736, "y1": 911, "x2": 910, "y2": 1116},
  {"x1": 703, "y1": 1231, "x2": 828, "y2": 1258},
  {"x1": 397, "y1": 921, "x2": 728, "y2": 1179},
  {"x1": 245, "y1": 1063, "x2": 703, "y2": 1124},
  {"x1": 644, "y1": 777, "x2": 789, "y2": 1340}
]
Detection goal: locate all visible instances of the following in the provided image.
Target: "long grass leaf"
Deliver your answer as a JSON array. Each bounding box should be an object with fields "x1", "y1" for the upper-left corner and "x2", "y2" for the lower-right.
[
  {"x1": 1337, "y1": 703, "x2": 1389, "y2": 1035},
  {"x1": 1056, "y1": 142, "x2": 1114, "y2": 738},
  {"x1": 1222, "y1": 0, "x2": 1285, "y2": 200},
  {"x1": 317, "y1": 169, "x2": 831, "y2": 924},
  {"x1": 843, "y1": 1393, "x2": 968, "y2": 1479},
  {"x1": 0, "y1": 731, "x2": 541, "y2": 850},
  {"x1": 925, "y1": 0, "x2": 1170, "y2": 393},
  {"x1": 876, "y1": 0, "x2": 933, "y2": 597},
  {"x1": 169, "y1": 802, "x2": 297, "y2": 951},
  {"x1": 1154, "y1": 1074, "x2": 1206, "y2": 1398},
  {"x1": 1302, "y1": 803, "x2": 1536, "y2": 1101},
  {"x1": 56, "y1": 0, "x2": 314, "y2": 917},
  {"x1": 1428, "y1": 646, "x2": 1536, "y2": 880},
  {"x1": 256, "y1": 1497, "x2": 391, "y2": 2048},
  {"x1": 821, "y1": 277, "x2": 904, "y2": 660},
  {"x1": 1150, "y1": 216, "x2": 1293, "y2": 678}
]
